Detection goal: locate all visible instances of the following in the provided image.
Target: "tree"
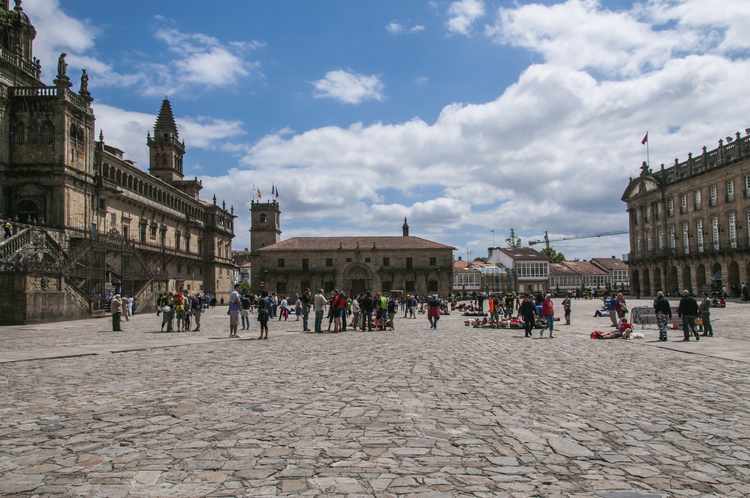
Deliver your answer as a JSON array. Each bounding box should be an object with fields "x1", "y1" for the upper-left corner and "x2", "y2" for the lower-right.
[{"x1": 541, "y1": 246, "x2": 565, "y2": 263}]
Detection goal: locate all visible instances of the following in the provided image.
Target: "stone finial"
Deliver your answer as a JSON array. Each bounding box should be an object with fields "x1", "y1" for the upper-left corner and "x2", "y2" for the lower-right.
[
  {"x1": 222, "y1": 200, "x2": 226, "y2": 210},
  {"x1": 640, "y1": 161, "x2": 648, "y2": 176},
  {"x1": 14, "y1": 0, "x2": 22, "y2": 12},
  {"x1": 703, "y1": 146, "x2": 707, "y2": 154},
  {"x1": 230, "y1": 205, "x2": 234, "y2": 215},
  {"x1": 99, "y1": 130, "x2": 103, "y2": 142},
  {"x1": 213, "y1": 194, "x2": 216, "y2": 205}
]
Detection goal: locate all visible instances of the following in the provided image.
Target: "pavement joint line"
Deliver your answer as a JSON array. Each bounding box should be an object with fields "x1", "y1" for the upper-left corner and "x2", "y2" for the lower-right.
[{"x1": 0, "y1": 352, "x2": 99, "y2": 364}]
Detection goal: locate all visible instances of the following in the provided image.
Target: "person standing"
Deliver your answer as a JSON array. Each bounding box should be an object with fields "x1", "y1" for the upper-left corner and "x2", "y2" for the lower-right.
[
  {"x1": 653, "y1": 290, "x2": 672, "y2": 341},
  {"x1": 240, "y1": 293, "x2": 251, "y2": 330},
  {"x1": 518, "y1": 295, "x2": 536, "y2": 338},
  {"x1": 562, "y1": 294, "x2": 572, "y2": 325},
  {"x1": 192, "y1": 292, "x2": 203, "y2": 332},
  {"x1": 301, "y1": 289, "x2": 312, "y2": 332},
  {"x1": 313, "y1": 289, "x2": 327, "y2": 334},
  {"x1": 294, "y1": 296, "x2": 303, "y2": 322},
  {"x1": 542, "y1": 294, "x2": 555, "y2": 338},
  {"x1": 228, "y1": 284, "x2": 241, "y2": 338},
  {"x1": 360, "y1": 292, "x2": 373, "y2": 331},
  {"x1": 678, "y1": 289, "x2": 700, "y2": 342},
  {"x1": 279, "y1": 296, "x2": 289, "y2": 321},
  {"x1": 127, "y1": 295, "x2": 134, "y2": 317},
  {"x1": 700, "y1": 292, "x2": 713, "y2": 337},
  {"x1": 257, "y1": 291, "x2": 270, "y2": 339},
  {"x1": 111, "y1": 294, "x2": 123, "y2": 332},
  {"x1": 350, "y1": 295, "x2": 361, "y2": 330},
  {"x1": 3, "y1": 220, "x2": 11, "y2": 239},
  {"x1": 605, "y1": 293, "x2": 618, "y2": 327}
]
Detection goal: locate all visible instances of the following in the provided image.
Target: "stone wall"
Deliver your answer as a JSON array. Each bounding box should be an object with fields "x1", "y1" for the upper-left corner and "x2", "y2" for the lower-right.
[{"x1": 0, "y1": 272, "x2": 91, "y2": 325}]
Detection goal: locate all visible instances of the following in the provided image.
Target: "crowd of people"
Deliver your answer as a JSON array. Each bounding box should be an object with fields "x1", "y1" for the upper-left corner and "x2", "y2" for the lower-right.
[{"x1": 223, "y1": 285, "x2": 448, "y2": 338}]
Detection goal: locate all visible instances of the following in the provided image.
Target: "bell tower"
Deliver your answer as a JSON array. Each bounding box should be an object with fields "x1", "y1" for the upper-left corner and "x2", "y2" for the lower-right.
[
  {"x1": 250, "y1": 200, "x2": 281, "y2": 252},
  {"x1": 148, "y1": 98, "x2": 185, "y2": 183}
]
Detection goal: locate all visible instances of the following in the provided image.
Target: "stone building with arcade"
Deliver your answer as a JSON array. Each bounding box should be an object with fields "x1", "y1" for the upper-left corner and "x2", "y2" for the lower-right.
[
  {"x1": 248, "y1": 200, "x2": 454, "y2": 297},
  {"x1": 623, "y1": 129, "x2": 750, "y2": 297},
  {"x1": 0, "y1": 1, "x2": 235, "y2": 323}
]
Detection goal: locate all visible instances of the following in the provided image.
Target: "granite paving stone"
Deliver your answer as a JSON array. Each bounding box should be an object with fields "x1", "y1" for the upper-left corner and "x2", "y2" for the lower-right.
[{"x1": 0, "y1": 300, "x2": 749, "y2": 496}]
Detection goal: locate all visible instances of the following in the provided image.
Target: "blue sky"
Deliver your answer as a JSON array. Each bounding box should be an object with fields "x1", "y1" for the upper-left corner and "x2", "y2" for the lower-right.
[{"x1": 23, "y1": 0, "x2": 750, "y2": 260}]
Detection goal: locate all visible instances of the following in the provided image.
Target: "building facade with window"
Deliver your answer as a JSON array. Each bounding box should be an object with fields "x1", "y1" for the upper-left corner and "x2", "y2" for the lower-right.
[
  {"x1": 487, "y1": 247, "x2": 549, "y2": 293},
  {"x1": 622, "y1": 129, "x2": 750, "y2": 297},
  {"x1": 0, "y1": 3, "x2": 235, "y2": 322},
  {"x1": 248, "y1": 208, "x2": 454, "y2": 296}
]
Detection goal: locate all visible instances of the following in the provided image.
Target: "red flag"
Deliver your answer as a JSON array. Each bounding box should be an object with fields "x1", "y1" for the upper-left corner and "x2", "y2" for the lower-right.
[{"x1": 641, "y1": 132, "x2": 648, "y2": 145}]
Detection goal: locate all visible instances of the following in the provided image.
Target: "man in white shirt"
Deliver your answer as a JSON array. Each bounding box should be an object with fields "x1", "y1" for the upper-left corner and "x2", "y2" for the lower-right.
[{"x1": 313, "y1": 289, "x2": 327, "y2": 334}]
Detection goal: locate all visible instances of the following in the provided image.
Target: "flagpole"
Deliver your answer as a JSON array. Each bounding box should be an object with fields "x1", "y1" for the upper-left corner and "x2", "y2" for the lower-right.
[{"x1": 646, "y1": 138, "x2": 650, "y2": 168}]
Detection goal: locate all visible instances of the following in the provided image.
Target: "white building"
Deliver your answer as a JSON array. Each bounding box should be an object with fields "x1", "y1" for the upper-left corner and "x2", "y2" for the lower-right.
[{"x1": 488, "y1": 247, "x2": 549, "y2": 293}]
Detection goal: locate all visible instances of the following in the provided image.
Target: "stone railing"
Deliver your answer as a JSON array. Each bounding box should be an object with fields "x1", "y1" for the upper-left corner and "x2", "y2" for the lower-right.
[
  {"x1": 0, "y1": 227, "x2": 32, "y2": 261},
  {"x1": 653, "y1": 131, "x2": 750, "y2": 184},
  {"x1": 0, "y1": 46, "x2": 41, "y2": 79},
  {"x1": 9, "y1": 85, "x2": 91, "y2": 110}
]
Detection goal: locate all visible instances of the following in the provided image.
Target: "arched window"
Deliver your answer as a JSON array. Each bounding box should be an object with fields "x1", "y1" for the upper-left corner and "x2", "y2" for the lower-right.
[
  {"x1": 259, "y1": 213, "x2": 268, "y2": 224},
  {"x1": 116, "y1": 170, "x2": 122, "y2": 185},
  {"x1": 41, "y1": 120, "x2": 55, "y2": 145},
  {"x1": 14, "y1": 121, "x2": 26, "y2": 145}
]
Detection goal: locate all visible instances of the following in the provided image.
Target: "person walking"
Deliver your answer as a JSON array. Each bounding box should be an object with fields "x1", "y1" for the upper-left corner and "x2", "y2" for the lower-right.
[
  {"x1": 111, "y1": 294, "x2": 123, "y2": 331},
  {"x1": 678, "y1": 290, "x2": 700, "y2": 341},
  {"x1": 700, "y1": 292, "x2": 713, "y2": 337},
  {"x1": 653, "y1": 290, "x2": 672, "y2": 341},
  {"x1": 127, "y1": 295, "x2": 134, "y2": 317},
  {"x1": 313, "y1": 289, "x2": 327, "y2": 334},
  {"x1": 427, "y1": 294, "x2": 441, "y2": 329},
  {"x1": 228, "y1": 284, "x2": 241, "y2": 338},
  {"x1": 562, "y1": 294, "x2": 572, "y2": 325},
  {"x1": 327, "y1": 291, "x2": 337, "y2": 332},
  {"x1": 279, "y1": 296, "x2": 289, "y2": 321},
  {"x1": 542, "y1": 294, "x2": 555, "y2": 338},
  {"x1": 518, "y1": 295, "x2": 536, "y2": 338},
  {"x1": 160, "y1": 293, "x2": 174, "y2": 332}
]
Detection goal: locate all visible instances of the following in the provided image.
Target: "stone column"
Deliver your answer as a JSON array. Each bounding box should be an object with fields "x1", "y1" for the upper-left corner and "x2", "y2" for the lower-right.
[{"x1": 689, "y1": 262, "x2": 699, "y2": 295}]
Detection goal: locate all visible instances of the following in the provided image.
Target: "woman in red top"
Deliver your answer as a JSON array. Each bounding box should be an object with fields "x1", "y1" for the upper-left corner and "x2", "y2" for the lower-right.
[{"x1": 542, "y1": 294, "x2": 555, "y2": 338}]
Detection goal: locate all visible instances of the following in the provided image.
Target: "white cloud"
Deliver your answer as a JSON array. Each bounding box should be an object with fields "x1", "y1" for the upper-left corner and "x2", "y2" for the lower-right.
[
  {"x1": 446, "y1": 0, "x2": 485, "y2": 36},
  {"x1": 149, "y1": 23, "x2": 262, "y2": 93},
  {"x1": 386, "y1": 21, "x2": 425, "y2": 34},
  {"x1": 205, "y1": 20, "x2": 750, "y2": 258},
  {"x1": 312, "y1": 70, "x2": 384, "y2": 104},
  {"x1": 94, "y1": 103, "x2": 245, "y2": 167}
]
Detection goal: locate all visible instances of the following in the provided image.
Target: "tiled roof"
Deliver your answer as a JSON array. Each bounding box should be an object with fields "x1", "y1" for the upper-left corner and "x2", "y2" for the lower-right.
[
  {"x1": 258, "y1": 236, "x2": 455, "y2": 252},
  {"x1": 495, "y1": 247, "x2": 548, "y2": 261},
  {"x1": 561, "y1": 260, "x2": 608, "y2": 275},
  {"x1": 591, "y1": 257, "x2": 628, "y2": 271},
  {"x1": 550, "y1": 262, "x2": 577, "y2": 275}
]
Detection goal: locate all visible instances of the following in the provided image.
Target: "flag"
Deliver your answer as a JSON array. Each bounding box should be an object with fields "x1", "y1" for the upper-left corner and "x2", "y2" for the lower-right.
[
  {"x1": 271, "y1": 185, "x2": 275, "y2": 196},
  {"x1": 641, "y1": 132, "x2": 648, "y2": 145}
]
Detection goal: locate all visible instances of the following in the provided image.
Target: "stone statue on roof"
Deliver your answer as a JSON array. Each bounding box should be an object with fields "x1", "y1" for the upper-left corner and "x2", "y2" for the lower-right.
[{"x1": 57, "y1": 53, "x2": 67, "y2": 79}]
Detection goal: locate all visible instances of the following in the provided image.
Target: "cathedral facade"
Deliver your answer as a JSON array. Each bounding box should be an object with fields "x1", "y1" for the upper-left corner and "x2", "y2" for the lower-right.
[{"x1": 0, "y1": 2, "x2": 235, "y2": 323}]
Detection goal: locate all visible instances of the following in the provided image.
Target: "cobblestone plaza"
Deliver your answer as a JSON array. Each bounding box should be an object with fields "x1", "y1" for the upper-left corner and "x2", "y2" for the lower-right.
[{"x1": 1, "y1": 300, "x2": 749, "y2": 497}]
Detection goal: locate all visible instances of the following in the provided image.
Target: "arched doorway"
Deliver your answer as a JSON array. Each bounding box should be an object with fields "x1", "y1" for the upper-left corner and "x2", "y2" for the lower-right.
[
  {"x1": 711, "y1": 262, "x2": 722, "y2": 293},
  {"x1": 696, "y1": 264, "x2": 707, "y2": 294},
  {"x1": 631, "y1": 269, "x2": 640, "y2": 297},
  {"x1": 16, "y1": 199, "x2": 41, "y2": 224},
  {"x1": 642, "y1": 268, "x2": 651, "y2": 297},
  {"x1": 342, "y1": 263, "x2": 375, "y2": 296},
  {"x1": 652, "y1": 267, "x2": 663, "y2": 294},
  {"x1": 668, "y1": 266, "x2": 679, "y2": 296},
  {"x1": 728, "y1": 261, "x2": 740, "y2": 296},
  {"x1": 682, "y1": 265, "x2": 692, "y2": 294}
]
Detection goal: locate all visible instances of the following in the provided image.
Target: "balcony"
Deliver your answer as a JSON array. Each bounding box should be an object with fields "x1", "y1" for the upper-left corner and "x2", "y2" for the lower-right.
[{"x1": 0, "y1": 46, "x2": 41, "y2": 80}]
